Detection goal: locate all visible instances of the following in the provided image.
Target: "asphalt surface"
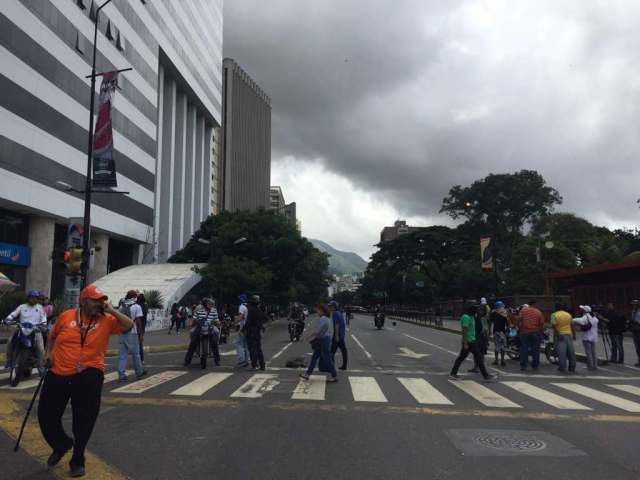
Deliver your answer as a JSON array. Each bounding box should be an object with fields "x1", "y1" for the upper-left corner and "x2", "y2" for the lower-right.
[{"x1": 1, "y1": 314, "x2": 640, "y2": 479}]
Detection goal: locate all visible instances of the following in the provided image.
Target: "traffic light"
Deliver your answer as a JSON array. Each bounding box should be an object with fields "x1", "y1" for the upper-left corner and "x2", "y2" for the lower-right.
[{"x1": 63, "y1": 247, "x2": 83, "y2": 274}]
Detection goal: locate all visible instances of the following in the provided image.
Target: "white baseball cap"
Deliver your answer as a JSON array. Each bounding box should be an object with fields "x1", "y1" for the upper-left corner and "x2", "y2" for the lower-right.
[{"x1": 579, "y1": 305, "x2": 592, "y2": 313}]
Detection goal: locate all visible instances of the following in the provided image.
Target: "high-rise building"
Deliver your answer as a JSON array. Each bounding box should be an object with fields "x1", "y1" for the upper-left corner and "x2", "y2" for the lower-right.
[
  {"x1": 0, "y1": 0, "x2": 223, "y2": 297},
  {"x1": 221, "y1": 58, "x2": 271, "y2": 212},
  {"x1": 270, "y1": 186, "x2": 285, "y2": 213},
  {"x1": 380, "y1": 220, "x2": 421, "y2": 243}
]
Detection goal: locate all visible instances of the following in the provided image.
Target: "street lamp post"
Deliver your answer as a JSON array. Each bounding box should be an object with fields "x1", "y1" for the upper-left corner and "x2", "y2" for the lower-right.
[{"x1": 80, "y1": 0, "x2": 132, "y2": 289}]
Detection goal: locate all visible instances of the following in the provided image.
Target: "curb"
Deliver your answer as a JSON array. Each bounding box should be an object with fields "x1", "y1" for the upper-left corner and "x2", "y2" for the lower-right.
[{"x1": 388, "y1": 315, "x2": 610, "y2": 366}]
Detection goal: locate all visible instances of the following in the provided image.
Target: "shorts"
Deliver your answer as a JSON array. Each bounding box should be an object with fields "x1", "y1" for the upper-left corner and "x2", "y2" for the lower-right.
[{"x1": 494, "y1": 332, "x2": 507, "y2": 353}]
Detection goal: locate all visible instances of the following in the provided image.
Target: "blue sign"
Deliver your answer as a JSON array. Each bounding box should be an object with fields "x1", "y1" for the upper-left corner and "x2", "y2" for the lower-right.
[{"x1": 0, "y1": 242, "x2": 31, "y2": 267}]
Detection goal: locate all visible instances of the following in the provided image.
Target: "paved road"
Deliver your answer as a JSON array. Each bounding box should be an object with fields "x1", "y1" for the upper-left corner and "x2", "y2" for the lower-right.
[{"x1": 1, "y1": 314, "x2": 640, "y2": 479}]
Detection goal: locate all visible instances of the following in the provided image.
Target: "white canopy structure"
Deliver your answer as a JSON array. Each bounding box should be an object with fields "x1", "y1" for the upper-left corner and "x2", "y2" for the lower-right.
[{"x1": 93, "y1": 263, "x2": 206, "y2": 308}]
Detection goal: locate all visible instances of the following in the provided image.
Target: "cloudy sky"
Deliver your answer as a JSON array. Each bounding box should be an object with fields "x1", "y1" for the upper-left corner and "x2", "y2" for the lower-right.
[{"x1": 223, "y1": 0, "x2": 639, "y2": 260}]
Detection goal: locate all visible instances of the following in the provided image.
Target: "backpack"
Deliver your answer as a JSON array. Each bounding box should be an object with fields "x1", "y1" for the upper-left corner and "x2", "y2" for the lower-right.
[{"x1": 580, "y1": 315, "x2": 593, "y2": 332}]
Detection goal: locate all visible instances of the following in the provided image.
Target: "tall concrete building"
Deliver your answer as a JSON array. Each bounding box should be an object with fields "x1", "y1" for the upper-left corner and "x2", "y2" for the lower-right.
[
  {"x1": 270, "y1": 186, "x2": 285, "y2": 212},
  {"x1": 0, "y1": 0, "x2": 223, "y2": 297},
  {"x1": 221, "y1": 58, "x2": 271, "y2": 212}
]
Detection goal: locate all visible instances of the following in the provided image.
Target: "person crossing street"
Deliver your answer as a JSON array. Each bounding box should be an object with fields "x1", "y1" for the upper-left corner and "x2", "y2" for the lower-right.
[
  {"x1": 244, "y1": 295, "x2": 266, "y2": 371},
  {"x1": 329, "y1": 300, "x2": 348, "y2": 370},
  {"x1": 38, "y1": 285, "x2": 134, "y2": 478},
  {"x1": 450, "y1": 304, "x2": 497, "y2": 382}
]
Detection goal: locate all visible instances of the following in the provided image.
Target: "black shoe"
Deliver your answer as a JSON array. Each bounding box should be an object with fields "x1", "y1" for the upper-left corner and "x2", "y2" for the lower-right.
[
  {"x1": 215, "y1": 362, "x2": 221, "y2": 367},
  {"x1": 136, "y1": 370, "x2": 148, "y2": 379},
  {"x1": 259, "y1": 365, "x2": 266, "y2": 371},
  {"x1": 468, "y1": 368, "x2": 480, "y2": 373},
  {"x1": 47, "y1": 447, "x2": 71, "y2": 468},
  {"x1": 69, "y1": 463, "x2": 85, "y2": 477},
  {"x1": 339, "y1": 366, "x2": 347, "y2": 370},
  {"x1": 500, "y1": 361, "x2": 506, "y2": 367}
]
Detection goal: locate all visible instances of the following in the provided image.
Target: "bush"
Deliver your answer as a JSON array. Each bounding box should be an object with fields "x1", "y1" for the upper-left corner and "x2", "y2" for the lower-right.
[{"x1": 143, "y1": 289, "x2": 165, "y2": 309}]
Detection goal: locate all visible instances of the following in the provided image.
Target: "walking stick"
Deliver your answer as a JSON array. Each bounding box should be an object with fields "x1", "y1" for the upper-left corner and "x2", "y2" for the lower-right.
[{"x1": 13, "y1": 370, "x2": 46, "y2": 452}]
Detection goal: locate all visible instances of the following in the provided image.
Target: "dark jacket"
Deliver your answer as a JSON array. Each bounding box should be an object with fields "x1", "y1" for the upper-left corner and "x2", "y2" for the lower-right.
[
  {"x1": 244, "y1": 304, "x2": 266, "y2": 338},
  {"x1": 604, "y1": 310, "x2": 627, "y2": 335}
]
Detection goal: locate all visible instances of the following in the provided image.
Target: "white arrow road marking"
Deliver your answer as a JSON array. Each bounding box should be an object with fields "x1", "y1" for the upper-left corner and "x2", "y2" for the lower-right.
[{"x1": 394, "y1": 347, "x2": 430, "y2": 359}]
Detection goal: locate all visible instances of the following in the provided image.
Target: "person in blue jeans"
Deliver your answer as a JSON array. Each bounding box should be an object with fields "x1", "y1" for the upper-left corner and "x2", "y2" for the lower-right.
[
  {"x1": 117, "y1": 290, "x2": 147, "y2": 381},
  {"x1": 329, "y1": 300, "x2": 348, "y2": 370},
  {"x1": 300, "y1": 304, "x2": 338, "y2": 382}
]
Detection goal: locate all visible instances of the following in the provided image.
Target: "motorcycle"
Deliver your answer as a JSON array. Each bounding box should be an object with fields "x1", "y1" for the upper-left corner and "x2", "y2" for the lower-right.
[
  {"x1": 542, "y1": 329, "x2": 559, "y2": 365},
  {"x1": 197, "y1": 319, "x2": 218, "y2": 369},
  {"x1": 288, "y1": 318, "x2": 304, "y2": 342},
  {"x1": 219, "y1": 314, "x2": 232, "y2": 344},
  {"x1": 505, "y1": 327, "x2": 521, "y2": 360},
  {"x1": 5, "y1": 321, "x2": 42, "y2": 387},
  {"x1": 374, "y1": 313, "x2": 385, "y2": 330}
]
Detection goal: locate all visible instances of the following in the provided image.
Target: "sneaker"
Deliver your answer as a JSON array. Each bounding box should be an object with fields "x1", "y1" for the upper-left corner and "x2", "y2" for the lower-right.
[
  {"x1": 448, "y1": 374, "x2": 461, "y2": 380},
  {"x1": 468, "y1": 367, "x2": 480, "y2": 373},
  {"x1": 327, "y1": 377, "x2": 338, "y2": 383},
  {"x1": 299, "y1": 373, "x2": 310, "y2": 380},
  {"x1": 118, "y1": 376, "x2": 127, "y2": 383},
  {"x1": 259, "y1": 366, "x2": 266, "y2": 371},
  {"x1": 69, "y1": 463, "x2": 85, "y2": 478},
  {"x1": 136, "y1": 370, "x2": 148, "y2": 379},
  {"x1": 484, "y1": 374, "x2": 499, "y2": 382},
  {"x1": 47, "y1": 447, "x2": 71, "y2": 468},
  {"x1": 236, "y1": 361, "x2": 249, "y2": 368}
]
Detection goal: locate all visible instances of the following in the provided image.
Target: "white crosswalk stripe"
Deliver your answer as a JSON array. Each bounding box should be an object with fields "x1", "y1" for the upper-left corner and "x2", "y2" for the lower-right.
[
  {"x1": 349, "y1": 376, "x2": 388, "y2": 402},
  {"x1": 607, "y1": 384, "x2": 640, "y2": 397},
  {"x1": 4, "y1": 366, "x2": 640, "y2": 415},
  {"x1": 171, "y1": 373, "x2": 232, "y2": 396},
  {"x1": 502, "y1": 381, "x2": 591, "y2": 410},
  {"x1": 0, "y1": 377, "x2": 41, "y2": 390},
  {"x1": 111, "y1": 371, "x2": 187, "y2": 394},
  {"x1": 553, "y1": 383, "x2": 640, "y2": 413},
  {"x1": 104, "y1": 370, "x2": 134, "y2": 384},
  {"x1": 449, "y1": 380, "x2": 521, "y2": 408},
  {"x1": 292, "y1": 375, "x2": 326, "y2": 401},
  {"x1": 231, "y1": 374, "x2": 280, "y2": 399},
  {"x1": 398, "y1": 378, "x2": 453, "y2": 405}
]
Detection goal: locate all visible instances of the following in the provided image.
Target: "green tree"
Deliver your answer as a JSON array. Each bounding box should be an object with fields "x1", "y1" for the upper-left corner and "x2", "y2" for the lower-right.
[{"x1": 170, "y1": 210, "x2": 329, "y2": 305}]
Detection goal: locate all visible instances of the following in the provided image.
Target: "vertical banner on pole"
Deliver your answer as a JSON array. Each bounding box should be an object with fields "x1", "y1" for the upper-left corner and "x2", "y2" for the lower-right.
[
  {"x1": 480, "y1": 236, "x2": 494, "y2": 271},
  {"x1": 93, "y1": 71, "x2": 118, "y2": 188}
]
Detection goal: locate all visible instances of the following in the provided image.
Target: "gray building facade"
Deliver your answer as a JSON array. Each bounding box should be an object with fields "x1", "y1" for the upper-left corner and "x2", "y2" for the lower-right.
[
  {"x1": 221, "y1": 58, "x2": 271, "y2": 212},
  {"x1": 0, "y1": 0, "x2": 223, "y2": 296}
]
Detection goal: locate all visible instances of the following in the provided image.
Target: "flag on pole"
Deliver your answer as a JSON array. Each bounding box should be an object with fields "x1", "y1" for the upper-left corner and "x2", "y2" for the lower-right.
[
  {"x1": 93, "y1": 71, "x2": 118, "y2": 188},
  {"x1": 480, "y1": 236, "x2": 494, "y2": 271}
]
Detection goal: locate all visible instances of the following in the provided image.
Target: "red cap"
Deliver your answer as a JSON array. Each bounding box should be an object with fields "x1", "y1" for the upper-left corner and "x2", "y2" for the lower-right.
[{"x1": 80, "y1": 285, "x2": 108, "y2": 302}]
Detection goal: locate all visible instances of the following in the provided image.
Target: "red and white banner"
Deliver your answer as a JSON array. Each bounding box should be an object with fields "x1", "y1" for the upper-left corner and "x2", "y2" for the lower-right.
[{"x1": 93, "y1": 71, "x2": 118, "y2": 188}]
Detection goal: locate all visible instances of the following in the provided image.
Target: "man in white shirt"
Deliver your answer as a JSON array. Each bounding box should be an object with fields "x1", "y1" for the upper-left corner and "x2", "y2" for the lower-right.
[
  {"x1": 4, "y1": 290, "x2": 47, "y2": 375},
  {"x1": 117, "y1": 290, "x2": 147, "y2": 381},
  {"x1": 234, "y1": 294, "x2": 250, "y2": 367}
]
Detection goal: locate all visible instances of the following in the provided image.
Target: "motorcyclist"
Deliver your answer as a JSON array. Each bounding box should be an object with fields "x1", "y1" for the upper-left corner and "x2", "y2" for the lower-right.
[
  {"x1": 4, "y1": 290, "x2": 48, "y2": 375},
  {"x1": 288, "y1": 302, "x2": 305, "y2": 338},
  {"x1": 183, "y1": 297, "x2": 221, "y2": 367},
  {"x1": 374, "y1": 304, "x2": 385, "y2": 325}
]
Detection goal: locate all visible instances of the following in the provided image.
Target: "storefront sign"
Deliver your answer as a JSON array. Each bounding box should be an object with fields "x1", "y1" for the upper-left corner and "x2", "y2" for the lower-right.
[{"x1": 0, "y1": 242, "x2": 31, "y2": 267}]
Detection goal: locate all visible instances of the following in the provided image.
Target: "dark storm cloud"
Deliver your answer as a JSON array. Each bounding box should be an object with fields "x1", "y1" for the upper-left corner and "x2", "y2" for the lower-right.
[{"x1": 223, "y1": 0, "x2": 640, "y2": 228}]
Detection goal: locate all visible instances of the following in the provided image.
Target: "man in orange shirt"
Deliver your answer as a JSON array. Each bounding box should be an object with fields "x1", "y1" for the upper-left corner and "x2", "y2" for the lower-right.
[
  {"x1": 38, "y1": 285, "x2": 133, "y2": 478},
  {"x1": 517, "y1": 299, "x2": 545, "y2": 371}
]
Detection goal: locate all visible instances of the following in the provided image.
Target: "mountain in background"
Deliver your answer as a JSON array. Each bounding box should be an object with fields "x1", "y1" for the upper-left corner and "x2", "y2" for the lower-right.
[{"x1": 309, "y1": 239, "x2": 368, "y2": 276}]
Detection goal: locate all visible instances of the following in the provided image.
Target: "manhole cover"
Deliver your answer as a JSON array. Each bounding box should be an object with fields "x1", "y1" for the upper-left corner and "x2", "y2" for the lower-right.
[
  {"x1": 446, "y1": 429, "x2": 586, "y2": 457},
  {"x1": 474, "y1": 432, "x2": 547, "y2": 452}
]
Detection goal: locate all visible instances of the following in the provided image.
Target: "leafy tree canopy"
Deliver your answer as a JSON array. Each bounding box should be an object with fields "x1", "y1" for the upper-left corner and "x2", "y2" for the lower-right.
[{"x1": 170, "y1": 209, "x2": 329, "y2": 305}]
